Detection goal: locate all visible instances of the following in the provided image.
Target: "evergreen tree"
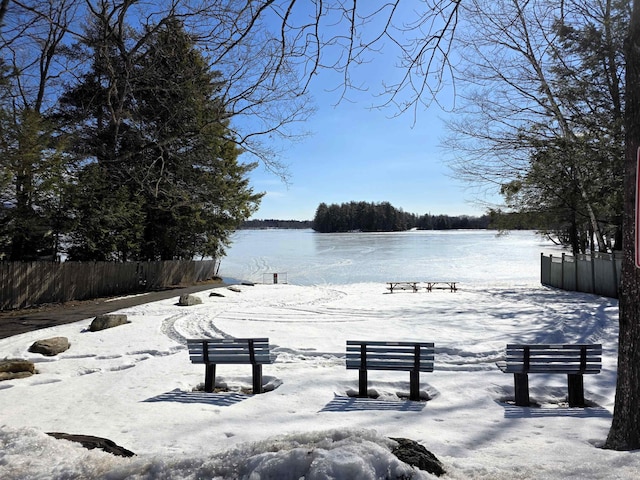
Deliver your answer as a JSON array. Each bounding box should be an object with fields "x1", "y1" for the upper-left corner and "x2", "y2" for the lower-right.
[
  {"x1": 65, "y1": 163, "x2": 144, "y2": 261},
  {"x1": 0, "y1": 109, "x2": 70, "y2": 260},
  {"x1": 131, "y1": 18, "x2": 262, "y2": 260},
  {"x1": 60, "y1": 15, "x2": 262, "y2": 260}
]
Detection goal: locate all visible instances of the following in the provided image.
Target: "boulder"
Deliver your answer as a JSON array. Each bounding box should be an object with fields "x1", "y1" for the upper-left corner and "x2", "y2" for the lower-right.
[
  {"x1": 89, "y1": 314, "x2": 130, "y2": 332},
  {"x1": 178, "y1": 294, "x2": 202, "y2": 306},
  {"x1": 47, "y1": 432, "x2": 135, "y2": 457},
  {"x1": 29, "y1": 337, "x2": 70, "y2": 356},
  {"x1": 0, "y1": 358, "x2": 36, "y2": 381},
  {"x1": 390, "y1": 437, "x2": 445, "y2": 477}
]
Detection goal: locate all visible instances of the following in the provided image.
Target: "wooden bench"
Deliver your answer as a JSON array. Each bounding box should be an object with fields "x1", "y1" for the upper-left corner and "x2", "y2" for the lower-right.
[
  {"x1": 346, "y1": 340, "x2": 435, "y2": 401},
  {"x1": 496, "y1": 344, "x2": 602, "y2": 407},
  {"x1": 386, "y1": 282, "x2": 419, "y2": 293},
  {"x1": 425, "y1": 281, "x2": 457, "y2": 292},
  {"x1": 187, "y1": 338, "x2": 273, "y2": 394}
]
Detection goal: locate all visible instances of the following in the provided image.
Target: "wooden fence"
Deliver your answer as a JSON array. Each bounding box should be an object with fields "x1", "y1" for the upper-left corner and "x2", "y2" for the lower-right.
[
  {"x1": 540, "y1": 252, "x2": 622, "y2": 299},
  {"x1": 0, "y1": 259, "x2": 219, "y2": 311}
]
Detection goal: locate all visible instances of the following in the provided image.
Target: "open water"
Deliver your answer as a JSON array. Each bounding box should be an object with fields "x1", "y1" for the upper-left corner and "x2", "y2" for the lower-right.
[{"x1": 218, "y1": 229, "x2": 563, "y2": 287}]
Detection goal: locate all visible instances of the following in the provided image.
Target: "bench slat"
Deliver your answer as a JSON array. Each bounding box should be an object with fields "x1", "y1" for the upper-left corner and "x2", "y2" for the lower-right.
[
  {"x1": 346, "y1": 352, "x2": 434, "y2": 359},
  {"x1": 346, "y1": 353, "x2": 434, "y2": 362},
  {"x1": 347, "y1": 341, "x2": 434, "y2": 348},
  {"x1": 188, "y1": 338, "x2": 269, "y2": 346},
  {"x1": 189, "y1": 353, "x2": 272, "y2": 362},
  {"x1": 347, "y1": 346, "x2": 434, "y2": 354},
  {"x1": 346, "y1": 360, "x2": 434, "y2": 371},
  {"x1": 502, "y1": 367, "x2": 601, "y2": 374},
  {"x1": 506, "y1": 344, "x2": 602, "y2": 352},
  {"x1": 188, "y1": 348, "x2": 271, "y2": 356},
  {"x1": 189, "y1": 343, "x2": 269, "y2": 352},
  {"x1": 346, "y1": 350, "x2": 435, "y2": 357},
  {"x1": 506, "y1": 348, "x2": 601, "y2": 354},
  {"x1": 506, "y1": 354, "x2": 601, "y2": 361}
]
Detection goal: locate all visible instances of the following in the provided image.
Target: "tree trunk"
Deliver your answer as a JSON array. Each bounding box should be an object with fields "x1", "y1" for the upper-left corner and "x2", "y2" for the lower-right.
[{"x1": 604, "y1": 0, "x2": 640, "y2": 450}]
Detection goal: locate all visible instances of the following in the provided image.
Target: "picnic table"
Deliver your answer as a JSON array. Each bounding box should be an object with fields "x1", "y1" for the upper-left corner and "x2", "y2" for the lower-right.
[
  {"x1": 424, "y1": 282, "x2": 458, "y2": 292},
  {"x1": 386, "y1": 282, "x2": 420, "y2": 293},
  {"x1": 386, "y1": 281, "x2": 458, "y2": 293}
]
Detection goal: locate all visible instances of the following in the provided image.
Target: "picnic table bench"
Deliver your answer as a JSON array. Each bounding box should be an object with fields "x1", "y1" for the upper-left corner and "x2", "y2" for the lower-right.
[
  {"x1": 424, "y1": 281, "x2": 457, "y2": 292},
  {"x1": 496, "y1": 343, "x2": 602, "y2": 407},
  {"x1": 386, "y1": 282, "x2": 420, "y2": 293},
  {"x1": 187, "y1": 338, "x2": 273, "y2": 394},
  {"x1": 346, "y1": 340, "x2": 435, "y2": 401}
]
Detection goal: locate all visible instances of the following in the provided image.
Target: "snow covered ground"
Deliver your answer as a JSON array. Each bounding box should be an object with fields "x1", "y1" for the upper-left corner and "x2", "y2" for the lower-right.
[{"x1": 0, "y1": 279, "x2": 634, "y2": 479}]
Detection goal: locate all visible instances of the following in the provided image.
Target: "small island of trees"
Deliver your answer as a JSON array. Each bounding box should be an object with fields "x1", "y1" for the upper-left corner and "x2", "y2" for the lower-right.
[{"x1": 311, "y1": 201, "x2": 493, "y2": 233}]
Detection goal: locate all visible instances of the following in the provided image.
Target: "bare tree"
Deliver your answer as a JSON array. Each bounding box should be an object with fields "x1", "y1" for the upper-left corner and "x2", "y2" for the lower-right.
[
  {"x1": 4, "y1": 0, "x2": 462, "y2": 173},
  {"x1": 443, "y1": 0, "x2": 626, "y2": 252}
]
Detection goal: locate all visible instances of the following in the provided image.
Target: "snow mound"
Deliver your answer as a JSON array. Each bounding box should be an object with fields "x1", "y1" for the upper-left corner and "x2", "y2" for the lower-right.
[{"x1": 0, "y1": 426, "x2": 435, "y2": 480}]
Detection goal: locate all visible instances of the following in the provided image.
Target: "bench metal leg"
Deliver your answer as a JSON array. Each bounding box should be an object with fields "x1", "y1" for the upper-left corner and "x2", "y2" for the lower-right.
[
  {"x1": 358, "y1": 369, "x2": 368, "y2": 397},
  {"x1": 409, "y1": 371, "x2": 420, "y2": 401},
  {"x1": 567, "y1": 374, "x2": 585, "y2": 407},
  {"x1": 205, "y1": 364, "x2": 216, "y2": 393},
  {"x1": 514, "y1": 373, "x2": 529, "y2": 406},
  {"x1": 253, "y1": 364, "x2": 263, "y2": 394}
]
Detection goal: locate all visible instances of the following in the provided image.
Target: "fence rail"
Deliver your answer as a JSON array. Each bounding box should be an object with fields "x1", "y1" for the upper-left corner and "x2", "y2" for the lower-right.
[
  {"x1": 0, "y1": 259, "x2": 219, "y2": 311},
  {"x1": 540, "y1": 252, "x2": 621, "y2": 299}
]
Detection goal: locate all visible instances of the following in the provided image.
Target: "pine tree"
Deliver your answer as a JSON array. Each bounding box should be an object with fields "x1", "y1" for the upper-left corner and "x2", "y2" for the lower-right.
[{"x1": 60, "y1": 14, "x2": 262, "y2": 260}]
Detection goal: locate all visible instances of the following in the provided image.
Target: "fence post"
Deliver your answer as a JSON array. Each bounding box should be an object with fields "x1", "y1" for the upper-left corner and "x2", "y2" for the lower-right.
[
  {"x1": 561, "y1": 253, "x2": 565, "y2": 289},
  {"x1": 591, "y1": 253, "x2": 596, "y2": 294},
  {"x1": 612, "y1": 252, "x2": 619, "y2": 298}
]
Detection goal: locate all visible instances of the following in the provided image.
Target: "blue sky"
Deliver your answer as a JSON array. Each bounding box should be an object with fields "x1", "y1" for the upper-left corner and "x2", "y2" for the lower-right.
[
  {"x1": 245, "y1": 85, "x2": 497, "y2": 221},
  {"x1": 241, "y1": 3, "x2": 501, "y2": 222}
]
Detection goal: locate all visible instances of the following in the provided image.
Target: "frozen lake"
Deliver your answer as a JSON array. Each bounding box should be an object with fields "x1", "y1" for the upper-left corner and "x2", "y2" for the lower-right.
[{"x1": 218, "y1": 229, "x2": 564, "y2": 287}]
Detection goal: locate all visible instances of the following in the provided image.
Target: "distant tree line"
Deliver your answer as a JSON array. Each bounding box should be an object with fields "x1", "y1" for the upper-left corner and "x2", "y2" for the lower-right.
[
  {"x1": 311, "y1": 201, "x2": 494, "y2": 233},
  {"x1": 241, "y1": 219, "x2": 312, "y2": 229}
]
